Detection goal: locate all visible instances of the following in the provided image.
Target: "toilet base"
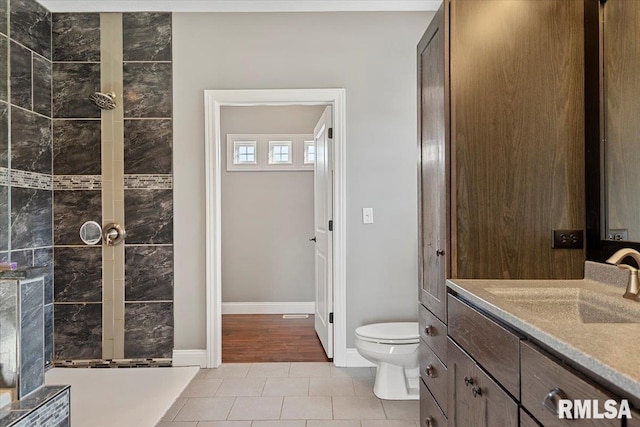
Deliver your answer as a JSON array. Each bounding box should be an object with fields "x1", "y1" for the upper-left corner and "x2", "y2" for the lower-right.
[{"x1": 372, "y1": 364, "x2": 419, "y2": 400}]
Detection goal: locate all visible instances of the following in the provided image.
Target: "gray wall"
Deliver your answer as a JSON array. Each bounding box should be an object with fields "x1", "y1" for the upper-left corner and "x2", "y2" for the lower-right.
[
  {"x1": 221, "y1": 106, "x2": 323, "y2": 302},
  {"x1": 173, "y1": 11, "x2": 433, "y2": 349}
]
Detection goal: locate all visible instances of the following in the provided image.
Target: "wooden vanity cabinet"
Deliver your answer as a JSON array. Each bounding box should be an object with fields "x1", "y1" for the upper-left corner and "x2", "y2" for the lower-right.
[
  {"x1": 447, "y1": 290, "x2": 637, "y2": 427},
  {"x1": 418, "y1": 0, "x2": 588, "y2": 424}
]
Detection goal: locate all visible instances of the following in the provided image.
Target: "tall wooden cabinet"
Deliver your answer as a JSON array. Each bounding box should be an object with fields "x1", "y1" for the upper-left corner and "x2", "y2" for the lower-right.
[{"x1": 418, "y1": 1, "x2": 587, "y2": 425}]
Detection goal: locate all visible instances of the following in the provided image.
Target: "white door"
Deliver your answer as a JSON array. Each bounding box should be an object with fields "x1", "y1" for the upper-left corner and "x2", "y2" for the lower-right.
[{"x1": 313, "y1": 106, "x2": 333, "y2": 358}]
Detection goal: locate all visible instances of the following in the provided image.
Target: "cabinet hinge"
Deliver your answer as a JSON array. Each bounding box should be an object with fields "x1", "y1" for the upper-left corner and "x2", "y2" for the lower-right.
[
  {"x1": 328, "y1": 220, "x2": 333, "y2": 231},
  {"x1": 329, "y1": 312, "x2": 334, "y2": 324},
  {"x1": 328, "y1": 128, "x2": 333, "y2": 139}
]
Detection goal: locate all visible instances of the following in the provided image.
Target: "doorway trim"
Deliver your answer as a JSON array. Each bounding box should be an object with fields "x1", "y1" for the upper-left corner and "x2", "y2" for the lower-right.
[{"x1": 204, "y1": 88, "x2": 347, "y2": 368}]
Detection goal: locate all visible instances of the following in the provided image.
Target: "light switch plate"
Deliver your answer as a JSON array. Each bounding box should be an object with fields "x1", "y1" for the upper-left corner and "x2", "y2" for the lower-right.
[{"x1": 362, "y1": 208, "x2": 374, "y2": 224}]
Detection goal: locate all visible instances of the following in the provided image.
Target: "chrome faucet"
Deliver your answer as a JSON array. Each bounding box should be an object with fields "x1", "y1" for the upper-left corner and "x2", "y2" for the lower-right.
[{"x1": 606, "y1": 248, "x2": 640, "y2": 301}]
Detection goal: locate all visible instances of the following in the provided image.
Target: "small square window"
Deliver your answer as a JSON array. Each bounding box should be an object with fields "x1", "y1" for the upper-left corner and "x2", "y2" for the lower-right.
[
  {"x1": 304, "y1": 141, "x2": 316, "y2": 164},
  {"x1": 233, "y1": 141, "x2": 257, "y2": 165},
  {"x1": 269, "y1": 141, "x2": 292, "y2": 165}
]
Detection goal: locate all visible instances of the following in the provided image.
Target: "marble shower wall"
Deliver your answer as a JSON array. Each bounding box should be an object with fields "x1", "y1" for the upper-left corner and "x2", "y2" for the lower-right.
[
  {"x1": 51, "y1": 11, "x2": 103, "y2": 360},
  {"x1": 0, "y1": 0, "x2": 54, "y2": 368},
  {"x1": 51, "y1": 12, "x2": 174, "y2": 360},
  {"x1": 122, "y1": 12, "x2": 173, "y2": 359}
]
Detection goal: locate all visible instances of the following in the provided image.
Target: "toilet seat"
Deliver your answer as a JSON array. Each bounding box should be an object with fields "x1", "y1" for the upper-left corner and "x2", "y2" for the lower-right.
[{"x1": 355, "y1": 322, "x2": 419, "y2": 345}]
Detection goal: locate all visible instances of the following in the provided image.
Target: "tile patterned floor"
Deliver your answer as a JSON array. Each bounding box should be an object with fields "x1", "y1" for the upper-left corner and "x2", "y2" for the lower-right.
[{"x1": 156, "y1": 363, "x2": 420, "y2": 427}]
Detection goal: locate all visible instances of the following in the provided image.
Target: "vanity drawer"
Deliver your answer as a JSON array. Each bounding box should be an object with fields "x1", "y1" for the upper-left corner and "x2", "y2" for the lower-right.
[
  {"x1": 521, "y1": 341, "x2": 619, "y2": 427},
  {"x1": 419, "y1": 303, "x2": 447, "y2": 363},
  {"x1": 447, "y1": 294, "x2": 521, "y2": 399},
  {"x1": 419, "y1": 341, "x2": 448, "y2": 416},
  {"x1": 420, "y1": 379, "x2": 447, "y2": 427},
  {"x1": 520, "y1": 408, "x2": 542, "y2": 427}
]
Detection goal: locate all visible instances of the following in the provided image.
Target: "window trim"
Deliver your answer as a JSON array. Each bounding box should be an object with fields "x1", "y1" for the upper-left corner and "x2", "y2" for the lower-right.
[{"x1": 226, "y1": 134, "x2": 313, "y2": 171}]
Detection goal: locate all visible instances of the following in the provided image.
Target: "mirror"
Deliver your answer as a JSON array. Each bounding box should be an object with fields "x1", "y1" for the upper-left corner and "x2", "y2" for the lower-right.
[
  {"x1": 602, "y1": 0, "x2": 640, "y2": 243},
  {"x1": 79, "y1": 221, "x2": 102, "y2": 245}
]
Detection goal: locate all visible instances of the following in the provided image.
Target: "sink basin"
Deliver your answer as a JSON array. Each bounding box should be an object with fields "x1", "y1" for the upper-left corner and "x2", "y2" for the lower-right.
[{"x1": 485, "y1": 287, "x2": 640, "y2": 324}]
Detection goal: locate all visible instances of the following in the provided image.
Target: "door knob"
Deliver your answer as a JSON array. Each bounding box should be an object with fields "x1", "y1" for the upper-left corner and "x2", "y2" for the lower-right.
[
  {"x1": 309, "y1": 237, "x2": 317, "y2": 242},
  {"x1": 425, "y1": 365, "x2": 435, "y2": 378},
  {"x1": 436, "y1": 250, "x2": 445, "y2": 256}
]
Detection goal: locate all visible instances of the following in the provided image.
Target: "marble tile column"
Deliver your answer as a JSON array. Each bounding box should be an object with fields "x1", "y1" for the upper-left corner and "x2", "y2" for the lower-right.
[
  {"x1": 3, "y1": 0, "x2": 54, "y2": 368},
  {"x1": 122, "y1": 13, "x2": 174, "y2": 359},
  {"x1": 52, "y1": 11, "x2": 103, "y2": 360}
]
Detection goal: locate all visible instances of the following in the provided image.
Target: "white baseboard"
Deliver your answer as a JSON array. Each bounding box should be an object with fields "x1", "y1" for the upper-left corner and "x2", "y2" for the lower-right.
[
  {"x1": 172, "y1": 350, "x2": 207, "y2": 368},
  {"x1": 222, "y1": 301, "x2": 315, "y2": 315},
  {"x1": 345, "y1": 348, "x2": 375, "y2": 367}
]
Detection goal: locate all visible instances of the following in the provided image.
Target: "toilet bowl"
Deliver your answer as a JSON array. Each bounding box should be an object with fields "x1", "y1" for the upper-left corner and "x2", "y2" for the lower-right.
[{"x1": 354, "y1": 322, "x2": 420, "y2": 400}]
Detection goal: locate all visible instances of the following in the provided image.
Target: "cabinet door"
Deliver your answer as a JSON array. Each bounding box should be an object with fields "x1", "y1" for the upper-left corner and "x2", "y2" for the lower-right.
[
  {"x1": 417, "y1": 1, "x2": 449, "y2": 323},
  {"x1": 450, "y1": 0, "x2": 585, "y2": 279},
  {"x1": 447, "y1": 338, "x2": 518, "y2": 427}
]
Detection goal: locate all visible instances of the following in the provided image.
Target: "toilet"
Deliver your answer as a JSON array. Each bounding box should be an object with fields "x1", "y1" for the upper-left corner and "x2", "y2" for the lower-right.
[{"x1": 354, "y1": 322, "x2": 420, "y2": 400}]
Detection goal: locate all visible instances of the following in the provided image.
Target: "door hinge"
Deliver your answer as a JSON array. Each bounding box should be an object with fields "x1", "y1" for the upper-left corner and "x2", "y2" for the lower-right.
[
  {"x1": 328, "y1": 127, "x2": 333, "y2": 139},
  {"x1": 328, "y1": 220, "x2": 333, "y2": 231},
  {"x1": 329, "y1": 312, "x2": 334, "y2": 324}
]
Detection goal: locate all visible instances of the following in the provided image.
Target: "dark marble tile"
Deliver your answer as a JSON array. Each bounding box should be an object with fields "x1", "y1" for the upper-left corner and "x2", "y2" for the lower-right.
[
  {"x1": 124, "y1": 189, "x2": 173, "y2": 244},
  {"x1": 53, "y1": 190, "x2": 101, "y2": 245},
  {"x1": 0, "y1": 102, "x2": 7, "y2": 167},
  {"x1": 9, "y1": 249, "x2": 32, "y2": 268},
  {"x1": 34, "y1": 247, "x2": 53, "y2": 304},
  {"x1": 124, "y1": 119, "x2": 172, "y2": 174},
  {"x1": 123, "y1": 63, "x2": 172, "y2": 118},
  {"x1": 10, "y1": 188, "x2": 52, "y2": 250},
  {"x1": 54, "y1": 247, "x2": 101, "y2": 302},
  {"x1": 9, "y1": 385, "x2": 68, "y2": 410},
  {"x1": 125, "y1": 246, "x2": 172, "y2": 301},
  {"x1": 0, "y1": 0, "x2": 7, "y2": 36},
  {"x1": 54, "y1": 303, "x2": 101, "y2": 360},
  {"x1": 33, "y1": 55, "x2": 51, "y2": 117},
  {"x1": 45, "y1": 303, "x2": 53, "y2": 366},
  {"x1": 52, "y1": 63, "x2": 100, "y2": 119},
  {"x1": 20, "y1": 278, "x2": 44, "y2": 398},
  {"x1": 0, "y1": 36, "x2": 7, "y2": 101},
  {"x1": 124, "y1": 302, "x2": 173, "y2": 358},
  {"x1": 123, "y1": 13, "x2": 171, "y2": 62},
  {"x1": 10, "y1": 0, "x2": 51, "y2": 59},
  {"x1": 0, "y1": 186, "x2": 7, "y2": 252},
  {"x1": 10, "y1": 41, "x2": 31, "y2": 110},
  {"x1": 11, "y1": 107, "x2": 52, "y2": 174},
  {"x1": 53, "y1": 120, "x2": 101, "y2": 175},
  {"x1": 52, "y1": 13, "x2": 100, "y2": 62}
]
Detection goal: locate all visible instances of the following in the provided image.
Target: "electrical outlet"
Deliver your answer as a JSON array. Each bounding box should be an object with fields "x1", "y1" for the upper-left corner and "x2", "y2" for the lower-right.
[
  {"x1": 607, "y1": 229, "x2": 628, "y2": 241},
  {"x1": 552, "y1": 229, "x2": 584, "y2": 249}
]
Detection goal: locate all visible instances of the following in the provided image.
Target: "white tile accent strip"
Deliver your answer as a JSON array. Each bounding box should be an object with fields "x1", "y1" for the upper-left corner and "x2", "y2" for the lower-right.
[
  {"x1": 53, "y1": 175, "x2": 102, "y2": 190},
  {"x1": 10, "y1": 169, "x2": 53, "y2": 190},
  {"x1": 124, "y1": 174, "x2": 173, "y2": 189}
]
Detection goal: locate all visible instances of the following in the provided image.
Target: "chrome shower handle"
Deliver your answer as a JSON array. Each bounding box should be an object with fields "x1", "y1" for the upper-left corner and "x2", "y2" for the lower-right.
[{"x1": 102, "y1": 223, "x2": 126, "y2": 246}]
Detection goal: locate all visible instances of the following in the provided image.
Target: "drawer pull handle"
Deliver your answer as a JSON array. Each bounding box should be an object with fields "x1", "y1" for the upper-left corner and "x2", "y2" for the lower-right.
[
  {"x1": 425, "y1": 365, "x2": 435, "y2": 378},
  {"x1": 543, "y1": 387, "x2": 568, "y2": 415},
  {"x1": 464, "y1": 376, "x2": 474, "y2": 387},
  {"x1": 425, "y1": 416, "x2": 435, "y2": 427},
  {"x1": 472, "y1": 386, "x2": 482, "y2": 397},
  {"x1": 424, "y1": 326, "x2": 432, "y2": 336}
]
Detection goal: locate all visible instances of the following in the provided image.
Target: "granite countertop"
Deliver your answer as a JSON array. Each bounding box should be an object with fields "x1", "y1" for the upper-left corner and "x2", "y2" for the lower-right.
[
  {"x1": 0, "y1": 267, "x2": 49, "y2": 280},
  {"x1": 446, "y1": 261, "x2": 640, "y2": 402}
]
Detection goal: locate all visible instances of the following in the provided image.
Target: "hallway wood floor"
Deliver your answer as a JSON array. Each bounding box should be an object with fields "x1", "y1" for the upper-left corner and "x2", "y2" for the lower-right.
[{"x1": 222, "y1": 314, "x2": 331, "y2": 363}]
